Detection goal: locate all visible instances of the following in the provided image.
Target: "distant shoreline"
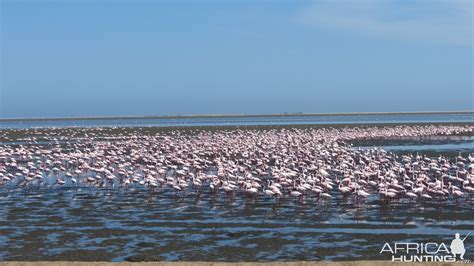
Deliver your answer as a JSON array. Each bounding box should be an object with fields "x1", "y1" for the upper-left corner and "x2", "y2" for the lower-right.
[
  {"x1": 1, "y1": 122, "x2": 473, "y2": 137},
  {"x1": 0, "y1": 110, "x2": 472, "y2": 122}
]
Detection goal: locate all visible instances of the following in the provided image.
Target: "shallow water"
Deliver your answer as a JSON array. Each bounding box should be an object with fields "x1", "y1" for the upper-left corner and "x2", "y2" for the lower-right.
[
  {"x1": 1, "y1": 113, "x2": 473, "y2": 129},
  {"x1": 353, "y1": 136, "x2": 474, "y2": 156},
  {"x1": 0, "y1": 184, "x2": 472, "y2": 262}
]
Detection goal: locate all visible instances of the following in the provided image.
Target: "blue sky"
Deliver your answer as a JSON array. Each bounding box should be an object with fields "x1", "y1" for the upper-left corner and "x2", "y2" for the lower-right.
[{"x1": 1, "y1": 0, "x2": 472, "y2": 118}]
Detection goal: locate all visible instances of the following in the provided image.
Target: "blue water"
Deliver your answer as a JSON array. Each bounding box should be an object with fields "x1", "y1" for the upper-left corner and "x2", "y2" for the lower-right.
[
  {"x1": 0, "y1": 185, "x2": 472, "y2": 261},
  {"x1": 355, "y1": 136, "x2": 474, "y2": 153},
  {"x1": 0, "y1": 113, "x2": 472, "y2": 129}
]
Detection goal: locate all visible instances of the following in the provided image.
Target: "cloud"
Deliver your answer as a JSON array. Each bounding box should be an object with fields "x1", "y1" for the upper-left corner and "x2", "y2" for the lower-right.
[{"x1": 298, "y1": 0, "x2": 472, "y2": 46}]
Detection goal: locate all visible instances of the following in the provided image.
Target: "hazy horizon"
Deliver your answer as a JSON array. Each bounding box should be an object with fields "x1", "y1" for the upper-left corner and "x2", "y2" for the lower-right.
[
  {"x1": 1, "y1": 110, "x2": 474, "y2": 121},
  {"x1": 1, "y1": 0, "x2": 473, "y2": 118}
]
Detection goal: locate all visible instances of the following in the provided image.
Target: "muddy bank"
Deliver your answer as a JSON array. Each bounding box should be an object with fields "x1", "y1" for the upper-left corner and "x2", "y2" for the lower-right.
[{"x1": 0, "y1": 261, "x2": 468, "y2": 266}]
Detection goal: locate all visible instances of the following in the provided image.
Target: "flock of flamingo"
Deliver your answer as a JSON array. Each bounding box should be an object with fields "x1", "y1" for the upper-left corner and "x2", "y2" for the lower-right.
[{"x1": 0, "y1": 125, "x2": 473, "y2": 203}]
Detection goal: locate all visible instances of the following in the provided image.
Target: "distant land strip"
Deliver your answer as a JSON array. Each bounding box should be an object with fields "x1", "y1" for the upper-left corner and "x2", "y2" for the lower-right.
[{"x1": 0, "y1": 110, "x2": 472, "y2": 122}]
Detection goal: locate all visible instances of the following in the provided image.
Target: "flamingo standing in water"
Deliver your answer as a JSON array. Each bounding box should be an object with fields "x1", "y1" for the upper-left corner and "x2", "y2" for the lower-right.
[{"x1": 0, "y1": 124, "x2": 471, "y2": 206}]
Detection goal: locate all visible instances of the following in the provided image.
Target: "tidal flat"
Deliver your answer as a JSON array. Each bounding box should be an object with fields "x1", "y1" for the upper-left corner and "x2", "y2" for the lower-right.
[{"x1": 0, "y1": 123, "x2": 472, "y2": 262}]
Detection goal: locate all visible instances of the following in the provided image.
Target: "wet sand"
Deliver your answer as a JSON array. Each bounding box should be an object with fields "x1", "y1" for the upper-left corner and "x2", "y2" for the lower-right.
[{"x1": 0, "y1": 262, "x2": 469, "y2": 266}]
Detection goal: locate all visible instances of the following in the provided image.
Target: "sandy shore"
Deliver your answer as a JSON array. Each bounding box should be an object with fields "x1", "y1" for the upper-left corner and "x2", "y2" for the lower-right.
[{"x1": 0, "y1": 262, "x2": 470, "y2": 266}]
